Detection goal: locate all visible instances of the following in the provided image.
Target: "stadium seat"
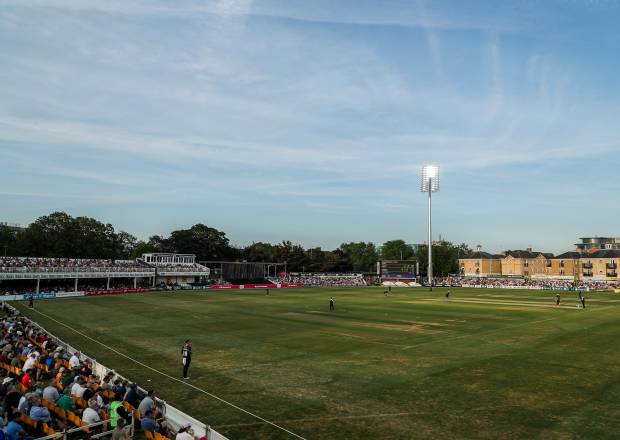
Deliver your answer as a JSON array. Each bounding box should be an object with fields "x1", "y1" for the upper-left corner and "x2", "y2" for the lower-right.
[
  {"x1": 41, "y1": 422, "x2": 56, "y2": 436},
  {"x1": 19, "y1": 413, "x2": 39, "y2": 430}
]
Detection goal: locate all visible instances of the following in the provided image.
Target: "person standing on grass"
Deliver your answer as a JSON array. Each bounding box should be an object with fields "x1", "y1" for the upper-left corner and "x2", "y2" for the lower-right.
[
  {"x1": 579, "y1": 292, "x2": 586, "y2": 309},
  {"x1": 555, "y1": 293, "x2": 561, "y2": 306},
  {"x1": 329, "y1": 297, "x2": 335, "y2": 311},
  {"x1": 182, "y1": 340, "x2": 192, "y2": 379},
  {"x1": 445, "y1": 290, "x2": 451, "y2": 299},
  {"x1": 28, "y1": 295, "x2": 34, "y2": 309}
]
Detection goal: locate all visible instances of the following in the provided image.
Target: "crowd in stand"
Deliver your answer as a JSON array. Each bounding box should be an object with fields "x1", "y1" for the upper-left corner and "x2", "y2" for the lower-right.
[
  {"x1": 0, "y1": 280, "x2": 152, "y2": 296},
  {"x1": 436, "y1": 276, "x2": 620, "y2": 291},
  {"x1": 0, "y1": 314, "x2": 202, "y2": 440},
  {"x1": 0, "y1": 258, "x2": 151, "y2": 274},
  {"x1": 149, "y1": 263, "x2": 209, "y2": 273},
  {"x1": 279, "y1": 274, "x2": 367, "y2": 287}
]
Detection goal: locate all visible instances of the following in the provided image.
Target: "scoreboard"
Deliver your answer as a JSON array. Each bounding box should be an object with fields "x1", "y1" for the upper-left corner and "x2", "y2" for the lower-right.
[{"x1": 378, "y1": 260, "x2": 418, "y2": 276}]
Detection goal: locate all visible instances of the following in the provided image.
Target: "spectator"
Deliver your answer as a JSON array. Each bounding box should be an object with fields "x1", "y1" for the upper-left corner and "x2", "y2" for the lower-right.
[
  {"x1": 140, "y1": 409, "x2": 159, "y2": 433},
  {"x1": 123, "y1": 383, "x2": 140, "y2": 409},
  {"x1": 82, "y1": 399, "x2": 101, "y2": 425},
  {"x1": 71, "y1": 376, "x2": 85, "y2": 397},
  {"x1": 20, "y1": 369, "x2": 34, "y2": 389},
  {"x1": 69, "y1": 351, "x2": 81, "y2": 369},
  {"x1": 111, "y1": 418, "x2": 131, "y2": 440},
  {"x1": 22, "y1": 353, "x2": 37, "y2": 373},
  {"x1": 138, "y1": 390, "x2": 156, "y2": 418},
  {"x1": 42, "y1": 379, "x2": 59, "y2": 402},
  {"x1": 56, "y1": 388, "x2": 76, "y2": 413},
  {"x1": 29, "y1": 397, "x2": 52, "y2": 424},
  {"x1": 176, "y1": 423, "x2": 195, "y2": 440},
  {"x1": 6, "y1": 413, "x2": 27, "y2": 440}
]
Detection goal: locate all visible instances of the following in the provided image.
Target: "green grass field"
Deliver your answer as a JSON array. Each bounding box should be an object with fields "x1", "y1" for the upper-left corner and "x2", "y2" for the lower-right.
[{"x1": 13, "y1": 287, "x2": 620, "y2": 440}]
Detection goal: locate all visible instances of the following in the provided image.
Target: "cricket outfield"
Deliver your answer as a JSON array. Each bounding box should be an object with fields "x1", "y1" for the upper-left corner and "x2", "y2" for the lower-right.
[{"x1": 14, "y1": 287, "x2": 620, "y2": 440}]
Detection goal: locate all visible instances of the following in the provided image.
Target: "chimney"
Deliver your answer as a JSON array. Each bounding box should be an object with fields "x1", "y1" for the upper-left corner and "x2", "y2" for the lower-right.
[
  {"x1": 476, "y1": 244, "x2": 482, "y2": 252},
  {"x1": 526, "y1": 247, "x2": 532, "y2": 253}
]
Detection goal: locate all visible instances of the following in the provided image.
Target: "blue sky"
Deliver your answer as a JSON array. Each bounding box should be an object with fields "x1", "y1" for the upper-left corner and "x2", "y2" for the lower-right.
[{"x1": 1, "y1": 0, "x2": 619, "y2": 253}]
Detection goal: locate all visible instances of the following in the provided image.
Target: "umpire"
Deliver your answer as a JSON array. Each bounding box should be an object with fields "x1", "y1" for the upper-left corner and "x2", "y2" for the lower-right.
[{"x1": 182, "y1": 339, "x2": 192, "y2": 379}]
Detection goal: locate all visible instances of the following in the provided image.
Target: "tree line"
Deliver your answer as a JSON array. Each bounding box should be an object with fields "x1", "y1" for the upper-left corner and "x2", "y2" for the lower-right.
[{"x1": 0, "y1": 212, "x2": 470, "y2": 275}]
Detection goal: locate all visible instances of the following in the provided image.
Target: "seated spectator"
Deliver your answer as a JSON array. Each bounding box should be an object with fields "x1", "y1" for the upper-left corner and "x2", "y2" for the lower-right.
[
  {"x1": 100, "y1": 371, "x2": 114, "y2": 390},
  {"x1": 123, "y1": 383, "x2": 140, "y2": 409},
  {"x1": 111, "y1": 418, "x2": 131, "y2": 440},
  {"x1": 29, "y1": 397, "x2": 52, "y2": 424},
  {"x1": 176, "y1": 423, "x2": 195, "y2": 440},
  {"x1": 69, "y1": 351, "x2": 81, "y2": 369},
  {"x1": 42, "y1": 379, "x2": 59, "y2": 402},
  {"x1": 18, "y1": 392, "x2": 35, "y2": 413},
  {"x1": 61, "y1": 369, "x2": 76, "y2": 389},
  {"x1": 71, "y1": 377, "x2": 84, "y2": 395},
  {"x1": 82, "y1": 399, "x2": 101, "y2": 425},
  {"x1": 20, "y1": 369, "x2": 34, "y2": 390},
  {"x1": 6, "y1": 413, "x2": 27, "y2": 440},
  {"x1": 138, "y1": 390, "x2": 156, "y2": 418},
  {"x1": 56, "y1": 388, "x2": 76, "y2": 413},
  {"x1": 110, "y1": 394, "x2": 132, "y2": 428},
  {"x1": 22, "y1": 353, "x2": 37, "y2": 373},
  {"x1": 4, "y1": 386, "x2": 22, "y2": 417},
  {"x1": 140, "y1": 409, "x2": 159, "y2": 433},
  {"x1": 140, "y1": 408, "x2": 172, "y2": 435}
]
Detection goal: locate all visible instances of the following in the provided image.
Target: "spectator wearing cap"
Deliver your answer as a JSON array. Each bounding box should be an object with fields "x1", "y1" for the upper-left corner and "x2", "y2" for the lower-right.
[
  {"x1": 22, "y1": 353, "x2": 37, "y2": 372},
  {"x1": 176, "y1": 423, "x2": 195, "y2": 440},
  {"x1": 21, "y1": 343, "x2": 33, "y2": 357}
]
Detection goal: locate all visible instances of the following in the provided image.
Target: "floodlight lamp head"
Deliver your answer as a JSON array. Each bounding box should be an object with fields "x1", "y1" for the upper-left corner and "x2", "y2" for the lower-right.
[{"x1": 420, "y1": 165, "x2": 440, "y2": 192}]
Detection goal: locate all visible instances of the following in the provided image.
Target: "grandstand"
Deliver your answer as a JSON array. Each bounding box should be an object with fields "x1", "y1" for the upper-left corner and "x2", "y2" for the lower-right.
[
  {"x1": 0, "y1": 254, "x2": 210, "y2": 295},
  {"x1": 140, "y1": 253, "x2": 210, "y2": 287}
]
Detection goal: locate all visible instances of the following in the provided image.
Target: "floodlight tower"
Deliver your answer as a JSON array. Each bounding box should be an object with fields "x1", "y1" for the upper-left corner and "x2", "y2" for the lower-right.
[{"x1": 421, "y1": 165, "x2": 439, "y2": 291}]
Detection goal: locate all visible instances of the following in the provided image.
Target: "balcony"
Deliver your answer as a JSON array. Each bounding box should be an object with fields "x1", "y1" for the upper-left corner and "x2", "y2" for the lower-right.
[
  {"x1": 582, "y1": 263, "x2": 593, "y2": 269},
  {"x1": 607, "y1": 272, "x2": 618, "y2": 278},
  {"x1": 607, "y1": 262, "x2": 617, "y2": 269},
  {"x1": 583, "y1": 270, "x2": 593, "y2": 277}
]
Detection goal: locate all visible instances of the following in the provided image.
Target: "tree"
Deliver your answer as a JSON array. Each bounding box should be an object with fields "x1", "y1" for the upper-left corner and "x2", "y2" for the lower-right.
[
  {"x1": 165, "y1": 224, "x2": 232, "y2": 261},
  {"x1": 243, "y1": 242, "x2": 277, "y2": 262},
  {"x1": 380, "y1": 240, "x2": 415, "y2": 261},
  {"x1": 415, "y1": 241, "x2": 470, "y2": 277},
  {"x1": 115, "y1": 231, "x2": 138, "y2": 259},
  {"x1": 0, "y1": 225, "x2": 18, "y2": 256},
  {"x1": 339, "y1": 242, "x2": 378, "y2": 272},
  {"x1": 131, "y1": 240, "x2": 157, "y2": 259}
]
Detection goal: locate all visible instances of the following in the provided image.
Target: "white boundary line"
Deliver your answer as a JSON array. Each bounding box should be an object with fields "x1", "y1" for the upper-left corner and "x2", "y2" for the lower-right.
[{"x1": 28, "y1": 308, "x2": 307, "y2": 440}]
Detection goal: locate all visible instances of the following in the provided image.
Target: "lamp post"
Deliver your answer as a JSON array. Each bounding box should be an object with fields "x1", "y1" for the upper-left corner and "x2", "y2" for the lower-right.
[{"x1": 421, "y1": 165, "x2": 439, "y2": 291}]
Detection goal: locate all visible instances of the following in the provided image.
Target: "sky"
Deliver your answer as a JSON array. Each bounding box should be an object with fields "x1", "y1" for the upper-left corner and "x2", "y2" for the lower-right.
[{"x1": 1, "y1": 0, "x2": 619, "y2": 253}]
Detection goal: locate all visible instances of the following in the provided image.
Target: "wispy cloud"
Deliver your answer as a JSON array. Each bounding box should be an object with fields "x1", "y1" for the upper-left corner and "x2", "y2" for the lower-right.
[{"x1": 1, "y1": 0, "x2": 619, "y2": 249}]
